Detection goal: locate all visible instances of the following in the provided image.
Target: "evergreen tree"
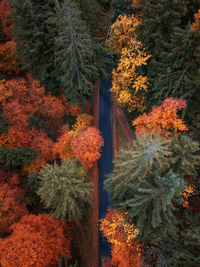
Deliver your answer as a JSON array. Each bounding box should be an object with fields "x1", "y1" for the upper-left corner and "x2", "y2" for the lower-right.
[
  {"x1": 0, "y1": 114, "x2": 8, "y2": 135},
  {"x1": 0, "y1": 146, "x2": 38, "y2": 170},
  {"x1": 37, "y1": 160, "x2": 93, "y2": 222},
  {"x1": 114, "y1": 170, "x2": 187, "y2": 244},
  {"x1": 170, "y1": 135, "x2": 200, "y2": 178},
  {"x1": 105, "y1": 133, "x2": 172, "y2": 197},
  {"x1": 151, "y1": 24, "x2": 200, "y2": 131},
  {"x1": 10, "y1": 0, "x2": 59, "y2": 93},
  {"x1": 136, "y1": 0, "x2": 187, "y2": 81},
  {"x1": 51, "y1": 0, "x2": 98, "y2": 103}
]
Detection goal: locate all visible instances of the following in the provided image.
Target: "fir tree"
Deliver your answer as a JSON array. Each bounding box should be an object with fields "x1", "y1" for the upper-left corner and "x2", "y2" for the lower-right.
[
  {"x1": 10, "y1": 0, "x2": 59, "y2": 94},
  {"x1": 51, "y1": 0, "x2": 98, "y2": 103},
  {"x1": 105, "y1": 133, "x2": 172, "y2": 197},
  {"x1": 0, "y1": 146, "x2": 38, "y2": 170},
  {"x1": 114, "y1": 170, "x2": 187, "y2": 244},
  {"x1": 151, "y1": 24, "x2": 200, "y2": 132},
  {"x1": 37, "y1": 160, "x2": 93, "y2": 222},
  {"x1": 170, "y1": 135, "x2": 200, "y2": 178},
  {"x1": 0, "y1": 114, "x2": 8, "y2": 135}
]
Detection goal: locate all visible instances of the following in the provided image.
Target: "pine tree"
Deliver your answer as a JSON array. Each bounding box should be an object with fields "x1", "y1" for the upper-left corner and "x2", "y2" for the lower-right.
[
  {"x1": 0, "y1": 146, "x2": 38, "y2": 170},
  {"x1": 170, "y1": 135, "x2": 200, "y2": 178},
  {"x1": 51, "y1": 0, "x2": 98, "y2": 103},
  {"x1": 151, "y1": 24, "x2": 200, "y2": 132},
  {"x1": 105, "y1": 133, "x2": 172, "y2": 197},
  {"x1": 37, "y1": 160, "x2": 93, "y2": 222},
  {"x1": 10, "y1": 0, "x2": 59, "y2": 93},
  {"x1": 114, "y1": 170, "x2": 187, "y2": 244}
]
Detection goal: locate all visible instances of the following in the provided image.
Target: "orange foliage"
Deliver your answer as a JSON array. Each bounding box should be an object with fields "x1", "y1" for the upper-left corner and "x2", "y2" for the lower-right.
[
  {"x1": 0, "y1": 182, "x2": 28, "y2": 236},
  {"x1": 107, "y1": 14, "x2": 141, "y2": 55},
  {"x1": 53, "y1": 114, "x2": 93, "y2": 162},
  {"x1": 181, "y1": 185, "x2": 195, "y2": 208},
  {"x1": 111, "y1": 40, "x2": 150, "y2": 112},
  {"x1": 0, "y1": 0, "x2": 13, "y2": 39},
  {"x1": 100, "y1": 208, "x2": 141, "y2": 267},
  {"x1": 192, "y1": 9, "x2": 200, "y2": 31},
  {"x1": 22, "y1": 156, "x2": 47, "y2": 175},
  {"x1": 132, "y1": 98, "x2": 188, "y2": 137},
  {"x1": 71, "y1": 126, "x2": 104, "y2": 169},
  {"x1": 0, "y1": 214, "x2": 71, "y2": 267},
  {"x1": 0, "y1": 41, "x2": 19, "y2": 75}
]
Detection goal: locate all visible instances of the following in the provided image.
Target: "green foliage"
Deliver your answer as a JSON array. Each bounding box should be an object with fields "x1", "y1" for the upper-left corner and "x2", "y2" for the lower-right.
[
  {"x1": 105, "y1": 133, "x2": 171, "y2": 197},
  {"x1": 28, "y1": 116, "x2": 49, "y2": 132},
  {"x1": 51, "y1": 0, "x2": 98, "y2": 103},
  {"x1": 10, "y1": 0, "x2": 59, "y2": 94},
  {"x1": 115, "y1": 170, "x2": 187, "y2": 244},
  {"x1": 0, "y1": 114, "x2": 8, "y2": 134},
  {"x1": 170, "y1": 135, "x2": 200, "y2": 178},
  {"x1": 37, "y1": 160, "x2": 93, "y2": 222},
  {"x1": 58, "y1": 256, "x2": 82, "y2": 267},
  {"x1": 0, "y1": 146, "x2": 38, "y2": 170}
]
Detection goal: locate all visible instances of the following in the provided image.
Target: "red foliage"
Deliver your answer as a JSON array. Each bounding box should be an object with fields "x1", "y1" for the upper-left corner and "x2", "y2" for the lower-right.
[
  {"x1": 0, "y1": 41, "x2": 19, "y2": 75},
  {"x1": 0, "y1": 0, "x2": 13, "y2": 39},
  {"x1": 0, "y1": 171, "x2": 21, "y2": 187},
  {"x1": 192, "y1": 9, "x2": 200, "y2": 31},
  {"x1": 100, "y1": 208, "x2": 141, "y2": 267},
  {"x1": 71, "y1": 126, "x2": 104, "y2": 169},
  {"x1": 132, "y1": 97, "x2": 188, "y2": 137},
  {"x1": 0, "y1": 182, "x2": 28, "y2": 236},
  {"x1": 0, "y1": 214, "x2": 71, "y2": 267}
]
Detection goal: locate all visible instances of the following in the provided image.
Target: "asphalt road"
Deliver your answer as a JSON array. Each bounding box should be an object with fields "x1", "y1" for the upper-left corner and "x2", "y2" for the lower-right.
[{"x1": 98, "y1": 74, "x2": 113, "y2": 266}]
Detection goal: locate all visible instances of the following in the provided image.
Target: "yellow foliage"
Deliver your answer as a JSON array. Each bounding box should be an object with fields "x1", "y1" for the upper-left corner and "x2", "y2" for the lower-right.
[
  {"x1": 107, "y1": 14, "x2": 141, "y2": 55},
  {"x1": 110, "y1": 40, "x2": 151, "y2": 112}
]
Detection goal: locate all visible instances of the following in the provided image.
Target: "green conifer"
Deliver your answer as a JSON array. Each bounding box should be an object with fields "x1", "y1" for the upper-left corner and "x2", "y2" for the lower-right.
[
  {"x1": 151, "y1": 24, "x2": 200, "y2": 131},
  {"x1": 10, "y1": 0, "x2": 59, "y2": 93},
  {"x1": 0, "y1": 146, "x2": 38, "y2": 170},
  {"x1": 170, "y1": 135, "x2": 200, "y2": 178},
  {"x1": 115, "y1": 170, "x2": 187, "y2": 244},
  {"x1": 37, "y1": 160, "x2": 93, "y2": 222},
  {"x1": 105, "y1": 133, "x2": 172, "y2": 197},
  {"x1": 51, "y1": 0, "x2": 98, "y2": 103}
]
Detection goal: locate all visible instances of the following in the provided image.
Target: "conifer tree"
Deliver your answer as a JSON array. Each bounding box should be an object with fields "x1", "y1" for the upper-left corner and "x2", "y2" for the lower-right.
[
  {"x1": 10, "y1": 0, "x2": 59, "y2": 93},
  {"x1": 151, "y1": 24, "x2": 200, "y2": 131},
  {"x1": 37, "y1": 160, "x2": 93, "y2": 222},
  {"x1": 105, "y1": 133, "x2": 172, "y2": 197},
  {"x1": 51, "y1": 0, "x2": 98, "y2": 103},
  {"x1": 114, "y1": 170, "x2": 187, "y2": 244},
  {"x1": 0, "y1": 146, "x2": 38, "y2": 170}
]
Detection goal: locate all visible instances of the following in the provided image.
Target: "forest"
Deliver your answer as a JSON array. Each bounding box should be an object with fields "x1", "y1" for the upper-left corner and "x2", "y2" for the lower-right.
[{"x1": 0, "y1": 0, "x2": 199, "y2": 267}]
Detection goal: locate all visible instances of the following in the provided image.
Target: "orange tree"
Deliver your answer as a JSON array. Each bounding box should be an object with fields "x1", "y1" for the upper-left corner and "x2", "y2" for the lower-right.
[
  {"x1": 0, "y1": 181, "x2": 28, "y2": 236},
  {"x1": 132, "y1": 97, "x2": 188, "y2": 137},
  {"x1": 100, "y1": 208, "x2": 141, "y2": 267},
  {"x1": 0, "y1": 214, "x2": 71, "y2": 267}
]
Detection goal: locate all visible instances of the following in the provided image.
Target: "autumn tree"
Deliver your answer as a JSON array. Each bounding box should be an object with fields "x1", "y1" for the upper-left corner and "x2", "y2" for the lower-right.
[
  {"x1": 0, "y1": 214, "x2": 71, "y2": 267},
  {"x1": 0, "y1": 182, "x2": 28, "y2": 236},
  {"x1": 132, "y1": 98, "x2": 188, "y2": 137},
  {"x1": 0, "y1": 41, "x2": 19, "y2": 75},
  {"x1": 71, "y1": 126, "x2": 104, "y2": 169},
  {"x1": 100, "y1": 208, "x2": 141, "y2": 267},
  {"x1": 110, "y1": 39, "x2": 150, "y2": 112},
  {"x1": 37, "y1": 160, "x2": 93, "y2": 222},
  {"x1": 0, "y1": 0, "x2": 13, "y2": 39}
]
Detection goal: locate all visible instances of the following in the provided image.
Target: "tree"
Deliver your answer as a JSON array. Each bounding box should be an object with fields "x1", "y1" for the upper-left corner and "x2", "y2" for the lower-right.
[
  {"x1": 100, "y1": 208, "x2": 141, "y2": 267},
  {"x1": 132, "y1": 97, "x2": 188, "y2": 137},
  {"x1": 37, "y1": 160, "x2": 93, "y2": 222},
  {"x1": 110, "y1": 39, "x2": 150, "y2": 112},
  {"x1": 10, "y1": 0, "x2": 59, "y2": 93},
  {"x1": 52, "y1": 0, "x2": 98, "y2": 103},
  {"x1": 105, "y1": 133, "x2": 172, "y2": 197},
  {"x1": 113, "y1": 170, "x2": 187, "y2": 244},
  {"x1": 151, "y1": 24, "x2": 200, "y2": 132},
  {"x1": 71, "y1": 126, "x2": 104, "y2": 169},
  {"x1": 0, "y1": 182, "x2": 28, "y2": 236},
  {"x1": 0, "y1": 146, "x2": 38, "y2": 171},
  {"x1": 0, "y1": 0, "x2": 13, "y2": 39},
  {"x1": 0, "y1": 214, "x2": 71, "y2": 267},
  {"x1": 0, "y1": 41, "x2": 19, "y2": 75}
]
